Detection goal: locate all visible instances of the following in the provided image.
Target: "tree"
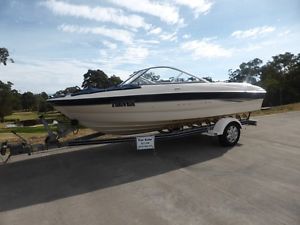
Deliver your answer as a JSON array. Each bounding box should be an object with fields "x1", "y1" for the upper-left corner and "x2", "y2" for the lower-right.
[
  {"x1": 0, "y1": 81, "x2": 14, "y2": 121},
  {"x1": 35, "y1": 92, "x2": 53, "y2": 112},
  {"x1": 11, "y1": 89, "x2": 22, "y2": 111},
  {"x1": 202, "y1": 76, "x2": 213, "y2": 82},
  {"x1": 64, "y1": 86, "x2": 81, "y2": 94},
  {"x1": 108, "y1": 75, "x2": 122, "y2": 87},
  {"x1": 229, "y1": 52, "x2": 300, "y2": 106},
  {"x1": 0, "y1": 48, "x2": 16, "y2": 120},
  {"x1": 229, "y1": 58, "x2": 263, "y2": 84},
  {"x1": 81, "y1": 69, "x2": 122, "y2": 89},
  {"x1": 53, "y1": 86, "x2": 81, "y2": 98},
  {"x1": 0, "y1": 48, "x2": 14, "y2": 66},
  {"x1": 82, "y1": 69, "x2": 109, "y2": 89},
  {"x1": 260, "y1": 52, "x2": 300, "y2": 106},
  {"x1": 21, "y1": 92, "x2": 36, "y2": 111},
  {"x1": 40, "y1": 92, "x2": 48, "y2": 100}
]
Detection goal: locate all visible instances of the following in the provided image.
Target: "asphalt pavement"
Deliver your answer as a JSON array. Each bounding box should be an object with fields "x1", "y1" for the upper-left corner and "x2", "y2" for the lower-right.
[{"x1": 0, "y1": 111, "x2": 299, "y2": 225}]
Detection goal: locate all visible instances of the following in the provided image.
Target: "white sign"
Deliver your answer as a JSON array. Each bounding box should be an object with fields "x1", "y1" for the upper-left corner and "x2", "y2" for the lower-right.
[{"x1": 136, "y1": 136, "x2": 155, "y2": 150}]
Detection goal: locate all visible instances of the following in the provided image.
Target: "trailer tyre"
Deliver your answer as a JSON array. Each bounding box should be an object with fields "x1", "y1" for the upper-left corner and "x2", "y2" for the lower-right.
[
  {"x1": 219, "y1": 122, "x2": 240, "y2": 147},
  {"x1": 0, "y1": 141, "x2": 11, "y2": 163}
]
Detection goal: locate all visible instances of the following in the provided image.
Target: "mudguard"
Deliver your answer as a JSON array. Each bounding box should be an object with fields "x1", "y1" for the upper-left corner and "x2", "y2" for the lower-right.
[{"x1": 207, "y1": 118, "x2": 242, "y2": 136}]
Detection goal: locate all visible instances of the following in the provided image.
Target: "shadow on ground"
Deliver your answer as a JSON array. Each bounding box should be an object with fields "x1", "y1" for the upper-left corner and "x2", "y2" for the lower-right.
[{"x1": 0, "y1": 135, "x2": 234, "y2": 212}]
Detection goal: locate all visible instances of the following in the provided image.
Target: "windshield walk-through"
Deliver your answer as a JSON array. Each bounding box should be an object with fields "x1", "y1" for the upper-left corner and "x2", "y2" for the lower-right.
[{"x1": 122, "y1": 67, "x2": 207, "y2": 86}]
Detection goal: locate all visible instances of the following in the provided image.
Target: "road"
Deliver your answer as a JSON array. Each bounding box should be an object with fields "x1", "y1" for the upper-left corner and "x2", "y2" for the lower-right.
[{"x1": 0, "y1": 111, "x2": 299, "y2": 225}]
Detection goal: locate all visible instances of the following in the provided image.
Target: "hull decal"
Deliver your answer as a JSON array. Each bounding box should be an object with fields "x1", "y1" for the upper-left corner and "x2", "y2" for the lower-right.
[{"x1": 49, "y1": 92, "x2": 265, "y2": 106}]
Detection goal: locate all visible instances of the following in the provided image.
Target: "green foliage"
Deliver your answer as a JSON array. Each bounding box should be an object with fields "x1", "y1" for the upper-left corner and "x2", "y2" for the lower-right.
[
  {"x1": 21, "y1": 92, "x2": 36, "y2": 111},
  {"x1": 4, "y1": 111, "x2": 39, "y2": 121},
  {"x1": 202, "y1": 76, "x2": 213, "y2": 82},
  {"x1": 35, "y1": 92, "x2": 53, "y2": 112},
  {"x1": 260, "y1": 52, "x2": 300, "y2": 106},
  {"x1": 0, "y1": 48, "x2": 14, "y2": 65},
  {"x1": 0, "y1": 81, "x2": 14, "y2": 121},
  {"x1": 81, "y1": 69, "x2": 122, "y2": 89},
  {"x1": 11, "y1": 90, "x2": 22, "y2": 110},
  {"x1": 229, "y1": 58, "x2": 263, "y2": 84},
  {"x1": 64, "y1": 86, "x2": 81, "y2": 94},
  {"x1": 53, "y1": 86, "x2": 81, "y2": 98},
  {"x1": 40, "y1": 92, "x2": 48, "y2": 100},
  {"x1": 229, "y1": 52, "x2": 300, "y2": 106},
  {"x1": 109, "y1": 75, "x2": 123, "y2": 87},
  {"x1": 82, "y1": 69, "x2": 109, "y2": 88},
  {"x1": 4, "y1": 111, "x2": 61, "y2": 122},
  {"x1": 0, "y1": 80, "x2": 54, "y2": 118}
]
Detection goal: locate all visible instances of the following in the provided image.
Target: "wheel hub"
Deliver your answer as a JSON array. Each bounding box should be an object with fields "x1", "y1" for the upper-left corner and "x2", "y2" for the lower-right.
[{"x1": 226, "y1": 126, "x2": 239, "y2": 143}]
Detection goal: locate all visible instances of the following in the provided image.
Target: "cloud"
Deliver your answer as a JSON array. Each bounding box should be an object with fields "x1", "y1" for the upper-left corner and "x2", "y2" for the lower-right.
[
  {"x1": 109, "y1": 0, "x2": 183, "y2": 25},
  {"x1": 137, "y1": 39, "x2": 160, "y2": 44},
  {"x1": 102, "y1": 40, "x2": 117, "y2": 49},
  {"x1": 181, "y1": 39, "x2": 232, "y2": 58},
  {"x1": 125, "y1": 47, "x2": 149, "y2": 62},
  {"x1": 159, "y1": 31, "x2": 177, "y2": 41},
  {"x1": 148, "y1": 27, "x2": 162, "y2": 35},
  {"x1": 42, "y1": 0, "x2": 152, "y2": 30},
  {"x1": 59, "y1": 24, "x2": 133, "y2": 44},
  {"x1": 98, "y1": 46, "x2": 149, "y2": 66},
  {"x1": 174, "y1": 0, "x2": 213, "y2": 17},
  {"x1": 182, "y1": 34, "x2": 191, "y2": 39},
  {"x1": 148, "y1": 27, "x2": 178, "y2": 42},
  {"x1": 278, "y1": 29, "x2": 290, "y2": 37},
  {"x1": 1, "y1": 58, "x2": 99, "y2": 93},
  {"x1": 231, "y1": 26, "x2": 275, "y2": 39}
]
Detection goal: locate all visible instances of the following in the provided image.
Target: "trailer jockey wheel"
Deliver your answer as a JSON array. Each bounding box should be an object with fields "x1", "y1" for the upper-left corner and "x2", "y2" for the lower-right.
[
  {"x1": 0, "y1": 141, "x2": 11, "y2": 163},
  {"x1": 45, "y1": 133, "x2": 60, "y2": 148},
  {"x1": 1, "y1": 142, "x2": 7, "y2": 156},
  {"x1": 219, "y1": 122, "x2": 241, "y2": 147}
]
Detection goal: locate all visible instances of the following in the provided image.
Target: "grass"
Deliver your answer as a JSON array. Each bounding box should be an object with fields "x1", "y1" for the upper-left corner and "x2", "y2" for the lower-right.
[
  {"x1": 0, "y1": 125, "x2": 55, "y2": 134},
  {"x1": 0, "y1": 110, "x2": 93, "y2": 144},
  {"x1": 252, "y1": 102, "x2": 300, "y2": 116},
  {"x1": 4, "y1": 111, "x2": 61, "y2": 122},
  {"x1": 0, "y1": 132, "x2": 47, "y2": 144},
  {"x1": 1, "y1": 111, "x2": 67, "y2": 133},
  {"x1": 4, "y1": 111, "x2": 39, "y2": 121},
  {"x1": 0, "y1": 111, "x2": 66, "y2": 143}
]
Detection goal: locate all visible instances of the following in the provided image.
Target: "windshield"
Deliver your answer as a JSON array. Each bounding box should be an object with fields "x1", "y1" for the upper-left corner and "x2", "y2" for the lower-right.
[
  {"x1": 122, "y1": 67, "x2": 207, "y2": 86},
  {"x1": 121, "y1": 69, "x2": 147, "y2": 85}
]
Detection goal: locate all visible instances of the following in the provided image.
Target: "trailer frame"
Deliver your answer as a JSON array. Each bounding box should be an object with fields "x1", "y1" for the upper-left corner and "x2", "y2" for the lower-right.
[{"x1": 1, "y1": 114, "x2": 257, "y2": 164}]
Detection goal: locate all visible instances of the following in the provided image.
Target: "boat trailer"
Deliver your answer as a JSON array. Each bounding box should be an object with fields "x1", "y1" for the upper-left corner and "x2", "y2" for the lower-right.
[{"x1": 1, "y1": 114, "x2": 257, "y2": 164}]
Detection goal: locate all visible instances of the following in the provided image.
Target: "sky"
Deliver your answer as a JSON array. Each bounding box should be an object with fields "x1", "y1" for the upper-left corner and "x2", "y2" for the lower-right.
[{"x1": 0, "y1": 0, "x2": 299, "y2": 93}]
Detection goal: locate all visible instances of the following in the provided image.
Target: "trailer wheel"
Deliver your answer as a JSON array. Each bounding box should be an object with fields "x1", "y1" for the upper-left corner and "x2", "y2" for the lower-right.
[
  {"x1": 0, "y1": 141, "x2": 11, "y2": 163},
  {"x1": 219, "y1": 122, "x2": 240, "y2": 147}
]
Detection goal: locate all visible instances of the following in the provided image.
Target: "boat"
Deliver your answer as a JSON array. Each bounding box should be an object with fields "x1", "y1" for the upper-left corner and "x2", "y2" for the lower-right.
[{"x1": 48, "y1": 66, "x2": 266, "y2": 135}]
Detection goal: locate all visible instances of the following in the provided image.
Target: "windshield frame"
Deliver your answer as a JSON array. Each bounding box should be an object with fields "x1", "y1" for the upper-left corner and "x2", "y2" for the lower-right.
[{"x1": 121, "y1": 66, "x2": 208, "y2": 86}]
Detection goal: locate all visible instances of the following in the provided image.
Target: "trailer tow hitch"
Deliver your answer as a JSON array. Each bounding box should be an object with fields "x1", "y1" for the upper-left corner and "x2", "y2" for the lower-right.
[{"x1": 0, "y1": 134, "x2": 32, "y2": 164}]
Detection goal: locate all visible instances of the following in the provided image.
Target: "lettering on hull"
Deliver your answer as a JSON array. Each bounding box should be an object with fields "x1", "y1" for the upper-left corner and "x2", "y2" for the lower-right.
[{"x1": 112, "y1": 100, "x2": 135, "y2": 107}]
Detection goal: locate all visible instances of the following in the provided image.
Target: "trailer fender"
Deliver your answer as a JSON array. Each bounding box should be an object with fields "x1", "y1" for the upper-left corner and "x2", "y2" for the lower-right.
[{"x1": 208, "y1": 118, "x2": 242, "y2": 136}]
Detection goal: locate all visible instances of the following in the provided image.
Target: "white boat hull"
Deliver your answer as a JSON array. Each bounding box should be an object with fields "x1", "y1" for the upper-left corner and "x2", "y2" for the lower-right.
[
  {"x1": 55, "y1": 98, "x2": 264, "y2": 134},
  {"x1": 49, "y1": 80, "x2": 266, "y2": 134}
]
